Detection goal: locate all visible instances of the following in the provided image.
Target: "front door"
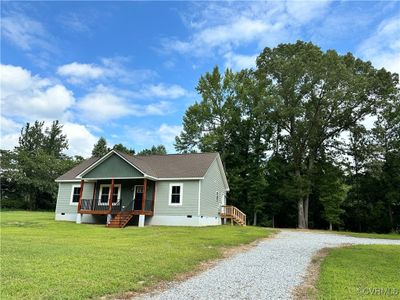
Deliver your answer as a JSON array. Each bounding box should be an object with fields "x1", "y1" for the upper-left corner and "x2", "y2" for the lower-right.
[{"x1": 133, "y1": 185, "x2": 144, "y2": 210}]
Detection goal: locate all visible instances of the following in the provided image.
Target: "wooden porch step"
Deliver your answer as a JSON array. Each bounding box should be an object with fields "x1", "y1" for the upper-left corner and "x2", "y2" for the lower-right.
[
  {"x1": 220, "y1": 205, "x2": 247, "y2": 226},
  {"x1": 107, "y1": 212, "x2": 134, "y2": 228}
]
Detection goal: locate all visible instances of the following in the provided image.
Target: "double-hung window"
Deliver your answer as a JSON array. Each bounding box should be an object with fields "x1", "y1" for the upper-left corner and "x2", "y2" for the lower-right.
[
  {"x1": 99, "y1": 184, "x2": 121, "y2": 205},
  {"x1": 169, "y1": 183, "x2": 183, "y2": 205},
  {"x1": 70, "y1": 185, "x2": 81, "y2": 205}
]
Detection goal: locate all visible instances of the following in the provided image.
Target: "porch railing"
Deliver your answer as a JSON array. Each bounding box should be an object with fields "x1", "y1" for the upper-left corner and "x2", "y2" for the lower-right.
[{"x1": 80, "y1": 199, "x2": 121, "y2": 212}]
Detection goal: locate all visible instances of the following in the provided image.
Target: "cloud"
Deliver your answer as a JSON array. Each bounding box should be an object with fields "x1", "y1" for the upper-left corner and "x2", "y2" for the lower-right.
[
  {"x1": 62, "y1": 123, "x2": 98, "y2": 157},
  {"x1": 139, "y1": 84, "x2": 187, "y2": 99},
  {"x1": 77, "y1": 85, "x2": 174, "y2": 122},
  {"x1": 57, "y1": 62, "x2": 105, "y2": 82},
  {"x1": 1, "y1": 11, "x2": 55, "y2": 52},
  {"x1": 129, "y1": 123, "x2": 182, "y2": 153},
  {"x1": 162, "y1": 1, "x2": 333, "y2": 67},
  {"x1": 224, "y1": 52, "x2": 257, "y2": 70},
  {"x1": 0, "y1": 64, "x2": 75, "y2": 120},
  {"x1": 357, "y1": 14, "x2": 400, "y2": 74},
  {"x1": 57, "y1": 58, "x2": 155, "y2": 85}
]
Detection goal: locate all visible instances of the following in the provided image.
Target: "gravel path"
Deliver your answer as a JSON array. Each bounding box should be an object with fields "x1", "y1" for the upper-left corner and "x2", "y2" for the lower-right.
[{"x1": 137, "y1": 230, "x2": 400, "y2": 300}]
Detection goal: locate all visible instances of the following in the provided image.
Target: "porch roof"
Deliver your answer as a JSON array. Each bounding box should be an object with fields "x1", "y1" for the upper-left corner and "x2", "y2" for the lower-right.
[{"x1": 55, "y1": 151, "x2": 219, "y2": 181}]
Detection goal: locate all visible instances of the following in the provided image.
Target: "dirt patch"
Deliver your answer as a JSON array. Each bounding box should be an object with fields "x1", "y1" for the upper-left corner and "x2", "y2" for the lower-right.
[
  {"x1": 292, "y1": 244, "x2": 352, "y2": 300},
  {"x1": 101, "y1": 232, "x2": 279, "y2": 300}
]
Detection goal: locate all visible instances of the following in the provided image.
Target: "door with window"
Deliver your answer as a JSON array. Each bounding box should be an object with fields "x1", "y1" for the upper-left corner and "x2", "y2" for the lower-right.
[{"x1": 133, "y1": 185, "x2": 144, "y2": 210}]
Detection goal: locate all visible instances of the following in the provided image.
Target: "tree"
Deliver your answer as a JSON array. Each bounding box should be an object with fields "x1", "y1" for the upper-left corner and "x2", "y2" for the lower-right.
[
  {"x1": 256, "y1": 41, "x2": 397, "y2": 228},
  {"x1": 113, "y1": 143, "x2": 135, "y2": 155},
  {"x1": 92, "y1": 137, "x2": 108, "y2": 157},
  {"x1": 137, "y1": 145, "x2": 167, "y2": 156},
  {"x1": 1, "y1": 121, "x2": 75, "y2": 210}
]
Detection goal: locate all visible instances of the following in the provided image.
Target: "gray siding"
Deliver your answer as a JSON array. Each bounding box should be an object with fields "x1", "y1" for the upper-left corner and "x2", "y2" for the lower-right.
[
  {"x1": 55, "y1": 182, "x2": 94, "y2": 214},
  {"x1": 200, "y1": 159, "x2": 226, "y2": 217},
  {"x1": 154, "y1": 180, "x2": 199, "y2": 216}
]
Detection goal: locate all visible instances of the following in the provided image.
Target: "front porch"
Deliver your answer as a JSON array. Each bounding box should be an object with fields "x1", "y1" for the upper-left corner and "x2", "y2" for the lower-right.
[{"x1": 76, "y1": 178, "x2": 155, "y2": 227}]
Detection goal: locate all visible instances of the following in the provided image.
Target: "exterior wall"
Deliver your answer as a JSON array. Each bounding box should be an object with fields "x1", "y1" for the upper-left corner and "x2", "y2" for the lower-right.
[
  {"x1": 153, "y1": 180, "x2": 199, "y2": 216},
  {"x1": 200, "y1": 159, "x2": 227, "y2": 217},
  {"x1": 55, "y1": 182, "x2": 94, "y2": 214},
  {"x1": 146, "y1": 215, "x2": 221, "y2": 226},
  {"x1": 83, "y1": 153, "x2": 143, "y2": 179}
]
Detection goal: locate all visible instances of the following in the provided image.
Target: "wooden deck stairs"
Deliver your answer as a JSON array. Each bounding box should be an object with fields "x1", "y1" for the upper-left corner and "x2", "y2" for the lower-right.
[
  {"x1": 107, "y1": 212, "x2": 134, "y2": 228},
  {"x1": 220, "y1": 205, "x2": 246, "y2": 226}
]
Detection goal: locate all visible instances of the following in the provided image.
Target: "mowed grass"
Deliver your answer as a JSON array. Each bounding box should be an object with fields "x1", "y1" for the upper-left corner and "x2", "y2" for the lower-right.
[
  {"x1": 1, "y1": 211, "x2": 274, "y2": 299},
  {"x1": 316, "y1": 245, "x2": 400, "y2": 299},
  {"x1": 329, "y1": 231, "x2": 400, "y2": 240}
]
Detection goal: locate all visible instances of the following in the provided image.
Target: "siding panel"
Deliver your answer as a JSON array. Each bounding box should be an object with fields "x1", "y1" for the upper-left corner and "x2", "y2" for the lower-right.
[
  {"x1": 154, "y1": 181, "x2": 199, "y2": 216},
  {"x1": 200, "y1": 159, "x2": 226, "y2": 217},
  {"x1": 55, "y1": 182, "x2": 94, "y2": 214}
]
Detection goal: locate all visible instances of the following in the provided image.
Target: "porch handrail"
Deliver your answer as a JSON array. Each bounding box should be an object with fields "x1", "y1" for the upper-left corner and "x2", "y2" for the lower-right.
[{"x1": 220, "y1": 205, "x2": 246, "y2": 225}]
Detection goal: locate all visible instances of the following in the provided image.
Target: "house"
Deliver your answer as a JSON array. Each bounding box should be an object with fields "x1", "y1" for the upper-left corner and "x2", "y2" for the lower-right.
[{"x1": 55, "y1": 150, "x2": 246, "y2": 227}]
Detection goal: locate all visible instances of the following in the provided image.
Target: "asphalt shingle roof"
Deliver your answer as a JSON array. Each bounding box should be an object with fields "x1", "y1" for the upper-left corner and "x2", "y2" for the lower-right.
[{"x1": 56, "y1": 151, "x2": 219, "y2": 181}]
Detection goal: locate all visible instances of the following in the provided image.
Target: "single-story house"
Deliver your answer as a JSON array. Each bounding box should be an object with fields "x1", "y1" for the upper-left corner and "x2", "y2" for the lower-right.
[{"x1": 55, "y1": 150, "x2": 246, "y2": 227}]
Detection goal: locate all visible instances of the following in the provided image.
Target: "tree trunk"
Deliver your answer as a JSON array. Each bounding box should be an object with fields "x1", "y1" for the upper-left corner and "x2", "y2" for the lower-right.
[
  {"x1": 329, "y1": 222, "x2": 333, "y2": 231},
  {"x1": 304, "y1": 195, "x2": 309, "y2": 228},
  {"x1": 298, "y1": 199, "x2": 306, "y2": 229},
  {"x1": 253, "y1": 211, "x2": 257, "y2": 226},
  {"x1": 272, "y1": 215, "x2": 275, "y2": 228},
  {"x1": 388, "y1": 203, "x2": 394, "y2": 232}
]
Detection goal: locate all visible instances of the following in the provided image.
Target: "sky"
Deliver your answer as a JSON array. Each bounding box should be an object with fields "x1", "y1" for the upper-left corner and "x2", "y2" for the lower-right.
[{"x1": 1, "y1": 1, "x2": 399, "y2": 157}]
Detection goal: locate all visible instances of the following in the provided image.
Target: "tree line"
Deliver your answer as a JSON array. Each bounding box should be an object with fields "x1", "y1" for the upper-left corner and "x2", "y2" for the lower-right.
[
  {"x1": 1, "y1": 123, "x2": 167, "y2": 210},
  {"x1": 175, "y1": 41, "x2": 400, "y2": 233}
]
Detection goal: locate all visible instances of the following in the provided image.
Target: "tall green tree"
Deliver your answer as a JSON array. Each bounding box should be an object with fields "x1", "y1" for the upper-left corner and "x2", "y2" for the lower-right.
[
  {"x1": 113, "y1": 143, "x2": 135, "y2": 155},
  {"x1": 256, "y1": 41, "x2": 397, "y2": 228},
  {"x1": 137, "y1": 145, "x2": 167, "y2": 155},
  {"x1": 92, "y1": 137, "x2": 108, "y2": 157}
]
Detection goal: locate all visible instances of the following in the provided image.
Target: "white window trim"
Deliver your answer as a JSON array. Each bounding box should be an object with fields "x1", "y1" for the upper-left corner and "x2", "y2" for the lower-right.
[
  {"x1": 169, "y1": 183, "x2": 183, "y2": 206},
  {"x1": 98, "y1": 184, "x2": 121, "y2": 206},
  {"x1": 69, "y1": 184, "x2": 81, "y2": 206}
]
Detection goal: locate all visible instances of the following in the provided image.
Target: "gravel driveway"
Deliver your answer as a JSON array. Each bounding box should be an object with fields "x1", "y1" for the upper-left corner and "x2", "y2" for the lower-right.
[{"x1": 137, "y1": 230, "x2": 400, "y2": 300}]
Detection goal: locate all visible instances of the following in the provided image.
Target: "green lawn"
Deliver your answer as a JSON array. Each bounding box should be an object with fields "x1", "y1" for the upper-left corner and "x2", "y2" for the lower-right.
[
  {"x1": 1, "y1": 211, "x2": 274, "y2": 300},
  {"x1": 329, "y1": 231, "x2": 400, "y2": 240},
  {"x1": 316, "y1": 245, "x2": 400, "y2": 299}
]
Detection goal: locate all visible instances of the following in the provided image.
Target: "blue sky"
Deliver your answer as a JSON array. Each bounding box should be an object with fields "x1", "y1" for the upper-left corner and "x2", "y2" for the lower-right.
[{"x1": 1, "y1": 1, "x2": 399, "y2": 157}]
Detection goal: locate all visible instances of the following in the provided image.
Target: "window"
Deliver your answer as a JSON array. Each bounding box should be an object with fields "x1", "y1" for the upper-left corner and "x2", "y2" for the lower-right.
[
  {"x1": 169, "y1": 183, "x2": 183, "y2": 205},
  {"x1": 99, "y1": 184, "x2": 121, "y2": 205},
  {"x1": 70, "y1": 185, "x2": 81, "y2": 205}
]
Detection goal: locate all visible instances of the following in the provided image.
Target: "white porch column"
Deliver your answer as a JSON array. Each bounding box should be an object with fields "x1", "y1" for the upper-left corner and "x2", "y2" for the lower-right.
[
  {"x1": 138, "y1": 214, "x2": 145, "y2": 227},
  {"x1": 76, "y1": 213, "x2": 82, "y2": 224},
  {"x1": 107, "y1": 214, "x2": 112, "y2": 224}
]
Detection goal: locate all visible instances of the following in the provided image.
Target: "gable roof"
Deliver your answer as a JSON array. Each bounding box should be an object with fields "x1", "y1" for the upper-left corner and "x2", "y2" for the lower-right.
[{"x1": 55, "y1": 150, "x2": 222, "y2": 182}]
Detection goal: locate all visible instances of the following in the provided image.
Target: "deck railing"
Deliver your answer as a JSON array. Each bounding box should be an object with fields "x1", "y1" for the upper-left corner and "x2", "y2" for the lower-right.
[
  {"x1": 220, "y1": 205, "x2": 247, "y2": 225},
  {"x1": 80, "y1": 198, "x2": 121, "y2": 212}
]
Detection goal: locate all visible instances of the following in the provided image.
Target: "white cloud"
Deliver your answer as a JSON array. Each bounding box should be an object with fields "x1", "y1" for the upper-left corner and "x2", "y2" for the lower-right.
[
  {"x1": 57, "y1": 57, "x2": 155, "y2": 85},
  {"x1": 224, "y1": 52, "x2": 257, "y2": 70},
  {"x1": 139, "y1": 84, "x2": 187, "y2": 99},
  {"x1": 77, "y1": 85, "x2": 173, "y2": 122},
  {"x1": 0, "y1": 64, "x2": 75, "y2": 120},
  {"x1": 163, "y1": 1, "x2": 333, "y2": 67},
  {"x1": 129, "y1": 123, "x2": 182, "y2": 153},
  {"x1": 357, "y1": 14, "x2": 400, "y2": 74},
  {"x1": 286, "y1": 0, "x2": 332, "y2": 23},
  {"x1": 63, "y1": 123, "x2": 98, "y2": 157},
  {"x1": 57, "y1": 62, "x2": 105, "y2": 82},
  {"x1": 1, "y1": 12, "x2": 55, "y2": 52}
]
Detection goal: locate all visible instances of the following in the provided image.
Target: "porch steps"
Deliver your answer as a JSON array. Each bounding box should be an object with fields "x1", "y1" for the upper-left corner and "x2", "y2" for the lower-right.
[
  {"x1": 107, "y1": 212, "x2": 133, "y2": 228},
  {"x1": 220, "y1": 205, "x2": 247, "y2": 226}
]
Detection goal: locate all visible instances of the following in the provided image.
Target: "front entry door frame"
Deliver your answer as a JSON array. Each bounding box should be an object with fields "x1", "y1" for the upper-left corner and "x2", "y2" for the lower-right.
[{"x1": 133, "y1": 185, "x2": 144, "y2": 210}]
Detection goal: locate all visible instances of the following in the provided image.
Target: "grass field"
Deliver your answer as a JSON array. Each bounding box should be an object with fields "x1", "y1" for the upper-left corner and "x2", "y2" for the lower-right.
[
  {"x1": 316, "y1": 245, "x2": 400, "y2": 299},
  {"x1": 1, "y1": 211, "x2": 274, "y2": 299},
  {"x1": 329, "y1": 231, "x2": 400, "y2": 240}
]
